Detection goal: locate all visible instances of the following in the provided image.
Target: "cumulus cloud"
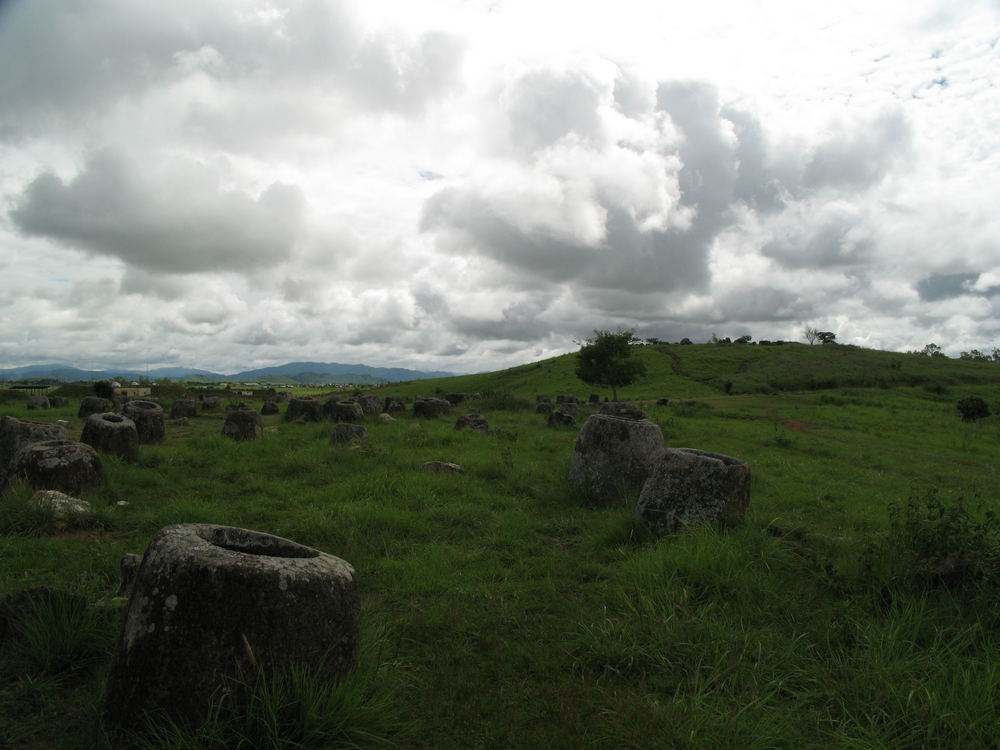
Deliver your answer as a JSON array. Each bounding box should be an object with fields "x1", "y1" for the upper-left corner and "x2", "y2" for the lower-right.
[{"x1": 11, "y1": 149, "x2": 305, "y2": 273}]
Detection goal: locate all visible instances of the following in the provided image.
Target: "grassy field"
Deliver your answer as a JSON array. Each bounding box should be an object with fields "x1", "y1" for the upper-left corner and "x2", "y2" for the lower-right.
[{"x1": 1, "y1": 344, "x2": 999, "y2": 748}]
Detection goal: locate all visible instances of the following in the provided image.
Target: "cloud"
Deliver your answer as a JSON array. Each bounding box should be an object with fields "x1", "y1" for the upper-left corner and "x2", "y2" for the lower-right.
[{"x1": 10, "y1": 149, "x2": 305, "y2": 273}]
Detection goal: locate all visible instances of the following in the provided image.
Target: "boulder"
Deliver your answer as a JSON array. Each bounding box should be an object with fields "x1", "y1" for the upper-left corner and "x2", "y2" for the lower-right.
[
  {"x1": 331, "y1": 423, "x2": 368, "y2": 445},
  {"x1": 222, "y1": 407, "x2": 263, "y2": 441},
  {"x1": 81, "y1": 412, "x2": 140, "y2": 461},
  {"x1": 326, "y1": 400, "x2": 364, "y2": 423},
  {"x1": 102, "y1": 524, "x2": 358, "y2": 736},
  {"x1": 29, "y1": 490, "x2": 93, "y2": 525},
  {"x1": 8, "y1": 440, "x2": 104, "y2": 495},
  {"x1": 383, "y1": 397, "x2": 407, "y2": 414},
  {"x1": 422, "y1": 461, "x2": 464, "y2": 474},
  {"x1": 0, "y1": 417, "x2": 66, "y2": 482},
  {"x1": 170, "y1": 399, "x2": 198, "y2": 419},
  {"x1": 79, "y1": 396, "x2": 114, "y2": 419},
  {"x1": 285, "y1": 398, "x2": 322, "y2": 422},
  {"x1": 547, "y1": 410, "x2": 577, "y2": 428},
  {"x1": 123, "y1": 400, "x2": 166, "y2": 444},
  {"x1": 378, "y1": 413, "x2": 395, "y2": 424},
  {"x1": 636, "y1": 448, "x2": 751, "y2": 535},
  {"x1": 413, "y1": 397, "x2": 452, "y2": 419},
  {"x1": 357, "y1": 395, "x2": 381, "y2": 416},
  {"x1": 454, "y1": 413, "x2": 493, "y2": 435},
  {"x1": 26, "y1": 395, "x2": 50, "y2": 410},
  {"x1": 260, "y1": 401, "x2": 280, "y2": 416},
  {"x1": 536, "y1": 401, "x2": 554, "y2": 415},
  {"x1": 567, "y1": 404, "x2": 666, "y2": 505}
]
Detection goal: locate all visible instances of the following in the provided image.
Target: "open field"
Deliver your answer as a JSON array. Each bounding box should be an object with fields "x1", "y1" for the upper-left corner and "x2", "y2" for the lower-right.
[{"x1": 2, "y1": 344, "x2": 999, "y2": 748}]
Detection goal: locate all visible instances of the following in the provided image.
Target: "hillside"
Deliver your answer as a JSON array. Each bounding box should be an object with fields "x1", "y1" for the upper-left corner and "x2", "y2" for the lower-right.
[{"x1": 381, "y1": 342, "x2": 1000, "y2": 401}]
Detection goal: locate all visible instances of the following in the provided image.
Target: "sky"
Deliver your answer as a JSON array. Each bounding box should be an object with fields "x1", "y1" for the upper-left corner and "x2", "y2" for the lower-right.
[{"x1": 1, "y1": 0, "x2": 999, "y2": 374}]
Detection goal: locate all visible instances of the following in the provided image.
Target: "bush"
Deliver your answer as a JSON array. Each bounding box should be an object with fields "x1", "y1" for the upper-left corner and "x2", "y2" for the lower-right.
[
  {"x1": 478, "y1": 391, "x2": 533, "y2": 412},
  {"x1": 956, "y1": 396, "x2": 990, "y2": 422}
]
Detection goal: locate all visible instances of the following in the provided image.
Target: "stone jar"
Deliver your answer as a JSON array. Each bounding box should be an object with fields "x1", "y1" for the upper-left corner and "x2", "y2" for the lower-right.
[
  {"x1": 8, "y1": 439, "x2": 104, "y2": 495},
  {"x1": 170, "y1": 399, "x2": 198, "y2": 419},
  {"x1": 636, "y1": 448, "x2": 751, "y2": 535},
  {"x1": 102, "y1": 524, "x2": 359, "y2": 736},
  {"x1": 123, "y1": 400, "x2": 166, "y2": 444},
  {"x1": 222, "y1": 407, "x2": 263, "y2": 441},
  {"x1": 81, "y1": 412, "x2": 139, "y2": 461}
]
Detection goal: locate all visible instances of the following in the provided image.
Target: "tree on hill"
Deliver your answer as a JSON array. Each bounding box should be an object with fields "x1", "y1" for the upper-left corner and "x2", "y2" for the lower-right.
[
  {"x1": 817, "y1": 331, "x2": 837, "y2": 345},
  {"x1": 575, "y1": 329, "x2": 647, "y2": 401},
  {"x1": 803, "y1": 325, "x2": 819, "y2": 345},
  {"x1": 919, "y1": 343, "x2": 946, "y2": 357}
]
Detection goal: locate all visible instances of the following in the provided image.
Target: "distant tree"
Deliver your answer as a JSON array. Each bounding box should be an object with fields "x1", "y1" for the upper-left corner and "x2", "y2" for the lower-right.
[
  {"x1": 803, "y1": 325, "x2": 819, "y2": 345},
  {"x1": 93, "y1": 380, "x2": 114, "y2": 399},
  {"x1": 960, "y1": 349, "x2": 989, "y2": 361},
  {"x1": 920, "y1": 343, "x2": 946, "y2": 358},
  {"x1": 679, "y1": 337, "x2": 693, "y2": 345},
  {"x1": 575, "y1": 329, "x2": 647, "y2": 401},
  {"x1": 817, "y1": 331, "x2": 837, "y2": 345},
  {"x1": 956, "y1": 396, "x2": 990, "y2": 422},
  {"x1": 734, "y1": 335, "x2": 752, "y2": 345}
]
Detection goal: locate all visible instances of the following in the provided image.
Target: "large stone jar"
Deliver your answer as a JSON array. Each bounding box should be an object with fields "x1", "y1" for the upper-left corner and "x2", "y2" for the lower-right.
[
  {"x1": 78, "y1": 396, "x2": 113, "y2": 419},
  {"x1": 170, "y1": 399, "x2": 198, "y2": 419},
  {"x1": 102, "y1": 524, "x2": 359, "y2": 736},
  {"x1": 222, "y1": 406, "x2": 263, "y2": 441},
  {"x1": 123, "y1": 400, "x2": 165, "y2": 444},
  {"x1": 567, "y1": 402, "x2": 666, "y2": 505},
  {"x1": 8, "y1": 439, "x2": 104, "y2": 495},
  {"x1": 81, "y1": 413, "x2": 139, "y2": 461},
  {"x1": 285, "y1": 398, "x2": 322, "y2": 422},
  {"x1": 0, "y1": 416, "x2": 66, "y2": 482},
  {"x1": 636, "y1": 448, "x2": 751, "y2": 535}
]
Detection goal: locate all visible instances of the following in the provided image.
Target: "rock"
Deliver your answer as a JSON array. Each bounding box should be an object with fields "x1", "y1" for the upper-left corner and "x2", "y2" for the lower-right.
[
  {"x1": 79, "y1": 396, "x2": 114, "y2": 419},
  {"x1": 199, "y1": 396, "x2": 221, "y2": 411},
  {"x1": 357, "y1": 395, "x2": 381, "y2": 416},
  {"x1": 26, "y1": 395, "x2": 51, "y2": 410},
  {"x1": 49, "y1": 396, "x2": 69, "y2": 408},
  {"x1": 378, "y1": 413, "x2": 395, "y2": 424},
  {"x1": 421, "y1": 461, "x2": 464, "y2": 474},
  {"x1": 9, "y1": 440, "x2": 104, "y2": 495},
  {"x1": 454, "y1": 413, "x2": 493, "y2": 435},
  {"x1": 326, "y1": 400, "x2": 364, "y2": 423},
  {"x1": 567, "y1": 410, "x2": 666, "y2": 505},
  {"x1": 170, "y1": 399, "x2": 198, "y2": 419},
  {"x1": 123, "y1": 400, "x2": 166, "y2": 444},
  {"x1": 118, "y1": 553, "x2": 142, "y2": 597},
  {"x1": 81, "y1": 412, "x2": 140, "y2": 461},
  {"x1": 0, "y1": 416, "x2": 66, "y2": 482},
  {"x1": 599, "y1": 401, "x2": 647, "y2": 420},
  {"x1": 547, "y1": 410, "x2": 577, "y2": 428},
  {"x1": 559, "y1": 402, "x2": 580, "y2": 417},
  {"x1": 536, "y1": 401, "x2": 553, "y2": 415},
  {"x1": 383, "y1": 397, "x2": 406, "y2": 414},
  {"x1": 222, "y1": 406, "x2": 263, "y2": 441},
  {"x1": 275, "y1": 392, "x2": 292, "y2": 403},
  {"x1": 331, "y1": 423, "x2": 368, "y2": 445},
  {"x1": 285, "y1": 398, "x2": 322, "y2": 422},
  {"x1": 413, "y1": 397, "x2": 452, "y2": 419},
  {"x1": 29, "y1": 490, "x2": 93, "y2": 523},
  {"x1": 102, "y1": 524, "x2": 358, "y2": 736},
  {"x1": 444, "y1": 392, "x2": 467, "y2": 405},
  {"x1": 636, "y1": 448, "x2": 751, "y2": 535},
  {"x1": 260, "y1": 401, "x2": 280, "y2": 416}
]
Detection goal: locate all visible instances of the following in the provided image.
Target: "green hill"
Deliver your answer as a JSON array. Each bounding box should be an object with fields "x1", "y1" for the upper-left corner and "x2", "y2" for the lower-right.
[{"x1": 382, "y1": 342, "x2": 1000, "y2": 401}]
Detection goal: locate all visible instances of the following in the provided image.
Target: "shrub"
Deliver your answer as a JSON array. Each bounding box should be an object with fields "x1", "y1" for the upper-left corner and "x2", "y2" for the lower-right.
[
  {"x1": 478, "y1": 391, "x2": 533, "y2": 412},
  {"x1": 93, "y1": 381, "x2": 115, "y2": 400},
  {"x1": 956, "y1": 396, "x2": 990, "y2": 422}
]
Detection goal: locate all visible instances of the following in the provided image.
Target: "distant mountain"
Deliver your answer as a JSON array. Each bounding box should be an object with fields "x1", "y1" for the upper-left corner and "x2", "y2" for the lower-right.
[{"x1": 0, "y1": 361, "x2": 457, "y2": 384}]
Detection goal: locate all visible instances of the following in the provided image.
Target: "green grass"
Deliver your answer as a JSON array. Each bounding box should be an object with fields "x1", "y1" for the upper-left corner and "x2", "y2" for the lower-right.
[{"x1": 2, "y1": 344, "x2": 1000, "y2": 748}]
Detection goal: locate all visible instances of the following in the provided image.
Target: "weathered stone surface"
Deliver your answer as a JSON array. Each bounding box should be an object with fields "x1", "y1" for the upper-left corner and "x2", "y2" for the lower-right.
[
  {"x1": 444, "y1": 392, "x2": 467, "y2": 405},
  {"x1": 170, "y1": 399, "x2": 198, "y2": 419},
  {"x1": 79, "y1": 396, "x2": 113, "y2": 419},
  {"x1": 123, "y1": 400, "x2": 166, "y2": 444},
  {"x1": 102, "y1": 524, "x2": 358, "y2": 736},
  {"x1": 331, "y1": 423, "x2": 368, "y2": 445},
  {"x1": 29, "y1": 490, "x2": 93, "y2": 522},
  {"x1": 567, "y1": 411, "x2": 666, "y2": 505},
  {"x1": 536, "y1": 401, "x2": 553, "y2": 415},
  {"x1": 383, "y1": 397, "x2": 406, "y2": 414},
  {"x1": 49, "y1": 396, "x2": 70, "y2": 408},
  {"x1": 260, "y1": 401, "x2": 280, "y2": 415},
  {"x1": 422, "y1": 461, "x2": 464, "y2": 474},
  {"x1": 82, "y1": 412, "x2": 140, "y2": 461},
  {"x1": 547, "y1": 410, "x2": 577, "y2": 428},
  {"x1": 285, "y1": 397, "x2": 322, "y2": 422},
  {"x1": 275, "y1": 391, "x2": 292, "y2": 403},
  {"x1": 357, "y1": 395, "x2": 381, "y2": 416},
  {"x1": 636, "y1": 448, "x2": 751, "y2": 535},
  {"x1": 118, "y1": 553, "x2": 142, "y2": 596},
  {"x1": 454, "y1": 413, "x2": 493, "y2": 435},
  {"x1": 413, "y1": 397, "x2": 452, "y2": 418},
  {"x1": 0, "y1": 417, "x2": 66, "y2": 483},
  {"x1": 26, "y1": 395, "x2": 51, "y2": 410},
  {"x1": 378, "y1": 413, "x2": 395, "y2": 424},
  {"x1": 327, "y1": 400, "x2": 364, "y2": 423},
  {"x1": 599, "y1": 401, "x2": 647, "y2": 420},
  {"x1": 9, "y1": 440, "x2": 104, "y2": 495},
  {"x1": 199, "y1": 396, "x2": 222, "y2": 411},
  {"x1": 222, "y1": 407, "x2": 263, "y2": 441}
]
